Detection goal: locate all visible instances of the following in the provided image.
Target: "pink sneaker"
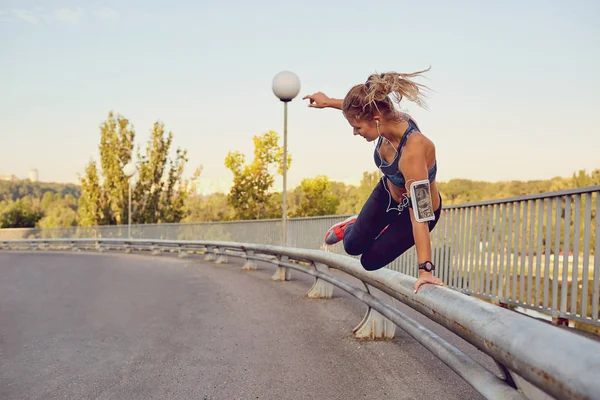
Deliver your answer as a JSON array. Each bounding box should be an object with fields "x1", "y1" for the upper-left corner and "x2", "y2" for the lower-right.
[{"x1": 324, "y1": 215, "x2": 358, "y2": 245}]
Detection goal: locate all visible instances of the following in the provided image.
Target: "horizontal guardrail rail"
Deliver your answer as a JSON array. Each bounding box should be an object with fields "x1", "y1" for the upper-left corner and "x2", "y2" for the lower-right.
[{"x1": 2, "y1": 238, "x2": 599, "y2": 400}]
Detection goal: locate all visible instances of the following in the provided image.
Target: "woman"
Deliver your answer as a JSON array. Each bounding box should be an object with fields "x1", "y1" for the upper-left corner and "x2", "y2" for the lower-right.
[{"x1": 303, "y1": 68, "x2": 444, "y2": 294}]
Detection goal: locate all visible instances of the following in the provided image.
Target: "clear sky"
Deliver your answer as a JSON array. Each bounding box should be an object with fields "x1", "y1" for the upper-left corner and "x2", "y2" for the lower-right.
[{"x1": 1, "y1": 0, "x2": 599, "y2": 193}]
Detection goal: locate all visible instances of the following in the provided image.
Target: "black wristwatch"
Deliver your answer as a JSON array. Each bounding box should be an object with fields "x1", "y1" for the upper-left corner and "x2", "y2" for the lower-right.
[{"x1": 418, "y1": 261, "x2": 435, "y2": 272}]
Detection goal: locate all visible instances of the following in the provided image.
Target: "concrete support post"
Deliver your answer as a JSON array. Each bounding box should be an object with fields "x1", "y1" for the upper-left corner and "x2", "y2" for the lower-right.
[
  {"x1": 271, "y1": 255, "x2": 291, "y2": 281},
  {"x1": 353, "y1": 284, "x2": 396, "y2": 340},
  {"x1": 215, "y1": 247, "x2": 228, "y2": 264},
  {"x1": 242, "y1": 250, "x2": 258, "y2": 271},
  {"x1": 306, "y1": 262, "x2": 334, "y2": 298},
  {"x1": 204, "y1": 246, "x2": 216, "y2": 262}
]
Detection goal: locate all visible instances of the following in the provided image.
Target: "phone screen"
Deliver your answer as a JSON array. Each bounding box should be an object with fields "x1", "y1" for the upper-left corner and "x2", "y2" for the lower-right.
[{"x1": 410, "y1": 180, "x2": 435, "y2": 222}]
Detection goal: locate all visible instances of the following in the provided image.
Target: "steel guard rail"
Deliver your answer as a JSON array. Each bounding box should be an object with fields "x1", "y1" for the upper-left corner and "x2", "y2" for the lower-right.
[{"x1": 2, "y1": 238, "x2": 600, "y2": 400}]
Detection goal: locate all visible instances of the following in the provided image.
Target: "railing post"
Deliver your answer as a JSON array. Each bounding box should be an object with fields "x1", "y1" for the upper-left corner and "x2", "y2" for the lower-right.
[
  {"x1": 242, "y1": 250, "x2": 257, "y2": 270},
  {"x1": 271, "y1": 255, "x2": 291, "y2": 281},
  {"x1": 178, "y1": 245, "x2": 189, "y2": 259},
  {"x1": 204, "y1": 246, "x2": 216, "y2": 262},
  {"x1": 215, "y1": 247, "x2": 228, "y2": 264},
  {"x1": 551, "y1": 310, "x2": 569, "y2": 327},
  {"x1": 306, "y1": 262, "x2": 333, "y2": 298},
  {"x1": 353, "y1": 283, "x2": 396, "y2": 340}
]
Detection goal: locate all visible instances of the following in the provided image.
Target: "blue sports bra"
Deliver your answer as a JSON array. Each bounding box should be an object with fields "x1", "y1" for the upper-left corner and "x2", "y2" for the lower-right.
[{"x1": 373, "y1": 118, "x2": 437, "y2": 188}]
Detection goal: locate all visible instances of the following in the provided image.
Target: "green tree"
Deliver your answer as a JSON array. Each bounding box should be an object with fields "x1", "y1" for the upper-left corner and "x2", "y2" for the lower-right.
[
  {"x1": 41, "y1": 192, "x2": 57, "y2": 210},
  {"x1": 328, "y1": 181, "x2": 357, "y2": 215},
  {"x1": 132, "y1": 122, "x2": 201, "y2": 224},
  {"x1": 77, "y1": 160, "x2": 104, "y2": 226},
  {"x1": 224, "y1": 130, "x2": 291, "y2": 220},
  {"x1": 356, "y1": 171, "x2": 381, "y2": 203},
  {"x1": 0, "y1": 198, "x2": 44, "y2": 228},
  {"x1": 183, "y1": 193, "x2": 234, "y2": 222},
  {"x1": 572, "y1": 169, "x2": 600, "y2": 188},
  {"x1": 158, "y1": 147, "x2": 199, "y2": 223},
  {"x1": 77, "y1": 111, "x2": 199, "y2": 227},
  {"x1": 37, "y1": 193, "x2": 78, "y2": 229},
  {"x1": 99, "y1": 111, "x2": 135, "y2": 225},
  {"x1": 37, "y1": 205, "x2": 78, "y2": 229},
  {"x1": 291, "y1": 175, "x2": 339, "y2": 217},
  {"x1": 331, "y1": 171, "x2": 381, "y2": 215}
]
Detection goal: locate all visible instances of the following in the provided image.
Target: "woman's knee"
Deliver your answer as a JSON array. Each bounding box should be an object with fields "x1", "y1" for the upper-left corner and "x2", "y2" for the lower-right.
[
  {"x1": 359, "y1": 253, "x2": 387, "y2": 271},
  {"x1": 343, "y1": 236, "x2": 365, "y2": 256}
]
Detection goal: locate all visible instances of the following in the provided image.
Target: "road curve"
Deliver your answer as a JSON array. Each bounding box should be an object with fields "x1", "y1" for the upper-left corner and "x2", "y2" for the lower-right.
[{"x1": 0, "y1": 251, "x2": 493, "y2": 400}]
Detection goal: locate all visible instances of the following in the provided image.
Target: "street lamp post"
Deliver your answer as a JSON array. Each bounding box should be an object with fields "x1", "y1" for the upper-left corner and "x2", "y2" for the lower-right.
[
  {"x1": 272, "y1": 71, "x2": 300, "y2": 247},
  {"x1": 123, "y1": 162, "x2": 137, "y2": 239}
]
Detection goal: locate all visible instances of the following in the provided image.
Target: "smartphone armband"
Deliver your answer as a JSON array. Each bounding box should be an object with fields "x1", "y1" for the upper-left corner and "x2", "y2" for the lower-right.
[{"x1": 409, "y1": 179, "x2": 436, "y2": 223}]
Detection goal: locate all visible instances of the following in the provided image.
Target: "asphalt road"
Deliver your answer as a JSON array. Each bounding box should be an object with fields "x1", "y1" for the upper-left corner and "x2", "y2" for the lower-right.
[{"x1": 0, "y1": 251, "x2": 499, "y2": 400}]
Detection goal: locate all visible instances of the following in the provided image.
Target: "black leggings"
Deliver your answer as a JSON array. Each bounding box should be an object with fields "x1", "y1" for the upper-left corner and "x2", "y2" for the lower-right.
[{"x1": 343, "y1": 178, "x2": 442, "y2": 271}]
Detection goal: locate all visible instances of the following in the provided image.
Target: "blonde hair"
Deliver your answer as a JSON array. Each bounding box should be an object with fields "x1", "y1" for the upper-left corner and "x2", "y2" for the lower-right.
[{"x1": 342, "y1": 66, "x2": 432, "y2": 122}]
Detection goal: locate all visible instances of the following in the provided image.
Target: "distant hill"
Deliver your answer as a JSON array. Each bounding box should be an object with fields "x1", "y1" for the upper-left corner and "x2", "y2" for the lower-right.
[
  {"x1": 0, "y1": 180, "x2": 81, "y2": 202},
  {"x1": 437, "y1": 169, "x2": 600, "y2": 206}
]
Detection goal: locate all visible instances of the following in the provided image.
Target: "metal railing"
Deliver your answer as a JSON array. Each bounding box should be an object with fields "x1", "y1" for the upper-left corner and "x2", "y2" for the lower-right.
[
  {"x1": 1, "y1": 237, "x2": 599, "y2": 400},
  {"x1": 1, "y1": 185, "x2": 598, "y2": 327},
  {"x1": 437, "y1": 186, "x2": 600, "y2": 328}
]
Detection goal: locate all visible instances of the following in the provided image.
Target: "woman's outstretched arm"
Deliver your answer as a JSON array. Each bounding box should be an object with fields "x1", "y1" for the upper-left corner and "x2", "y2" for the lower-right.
[{"x1": 302, "y1": 92, "x2": 343, "y2": 110}]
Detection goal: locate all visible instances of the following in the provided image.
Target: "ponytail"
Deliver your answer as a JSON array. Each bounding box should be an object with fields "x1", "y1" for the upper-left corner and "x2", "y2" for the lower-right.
[
  {"x1": 365, "y1": 67, "x2": 431, "y2": 109},
  {"x1": 343, "y1": 66, "x2": 432, "y2": 121}
]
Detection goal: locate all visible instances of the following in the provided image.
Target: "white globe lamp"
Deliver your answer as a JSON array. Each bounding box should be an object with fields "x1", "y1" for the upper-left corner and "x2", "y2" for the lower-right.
[
  {"x1": 123, "y1": 162, "x2": 137, "y2": 178},
  {"x1": 272, "y1": 71, "x2": 301, "y2": 102}
]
